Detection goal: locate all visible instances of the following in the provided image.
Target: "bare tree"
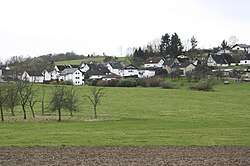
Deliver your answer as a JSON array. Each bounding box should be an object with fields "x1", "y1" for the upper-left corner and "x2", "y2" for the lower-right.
[
  {"x1": 6, "y1": 83, "x2": 19, "y2": 116},
  {"x1": 18, "y1": 81, "x2": 33, "y2": 119},
  {"x1": 88, "y1": 87, "x2": 104, "y2": 118},
  {"x1": 50, "y1": 85, "x2": 65, "y2": 121},
  {"x1": 0, "y1": 84, "x2": 8, "y2": 121},
  {"x1": 64, "y1": 86, "x2": 78, "y2": 117}
]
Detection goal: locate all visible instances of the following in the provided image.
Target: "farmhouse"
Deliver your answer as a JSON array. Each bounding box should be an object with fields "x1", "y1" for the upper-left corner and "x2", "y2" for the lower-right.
[
  {"x1": 232, "y1": 44, "x2": 250, "y2": 53},
  {"x1": 207, "y1": 54, "x2": 236, "y2": 67},
  {"x1": 106, "y1": 62, "x2": 124, "y2": 76},
  {"x1": 121, "y1": 64, "x2": 139, "y2": 77},
  {"x1": 58, "y1": 68, "x2": 84, "y2": 85},
  {"x1": 144, "y1": 57, "x2": 165, "y2": 68},
  {"x1": 51, "y1": 65, "x2": 71, "y2": 80},
  {"x1": 163, "y1": 58, "x2": 180, "y2": 74},
  {"x1": 21, "y1": 70, "x2": 50, "y2": 83},
  {"x1": 138, "y1": 68, "x2": 156, "y2": 78},
  {"x1": 171, "y1": 62, "x2": 196, "y2": 76}
]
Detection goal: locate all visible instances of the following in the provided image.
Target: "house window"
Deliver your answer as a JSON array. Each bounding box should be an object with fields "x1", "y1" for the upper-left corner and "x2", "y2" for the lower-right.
[{"x1": 75, "y1": 77, "x2": 80, "y2": 79}]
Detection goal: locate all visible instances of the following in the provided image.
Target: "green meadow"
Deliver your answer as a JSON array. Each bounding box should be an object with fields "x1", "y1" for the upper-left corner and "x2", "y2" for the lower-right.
[{"x1": 0, "y1": 82, "x2": 249, "y2": 147}]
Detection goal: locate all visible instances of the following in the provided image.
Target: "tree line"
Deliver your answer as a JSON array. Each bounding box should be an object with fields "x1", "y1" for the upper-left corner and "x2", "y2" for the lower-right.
[{"x1": 0, "y1": 82, "x2": 104, "y2": 122}]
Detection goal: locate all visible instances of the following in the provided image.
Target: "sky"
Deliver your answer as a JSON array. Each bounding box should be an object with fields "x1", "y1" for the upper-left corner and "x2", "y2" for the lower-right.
[{"x1": 0, "y1": 0, "x2": 250, "y2": 61}]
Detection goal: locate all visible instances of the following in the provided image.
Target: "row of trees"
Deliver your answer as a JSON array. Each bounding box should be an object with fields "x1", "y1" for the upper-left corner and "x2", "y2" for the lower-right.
[{"x1": 0, "y1": 82, "x2": 104, "y2": 122}]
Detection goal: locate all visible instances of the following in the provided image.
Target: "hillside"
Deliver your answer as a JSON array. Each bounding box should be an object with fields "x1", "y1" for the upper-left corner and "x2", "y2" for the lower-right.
[{"x1": 55, "y1": 56, "x2": 131, "y2": 65}]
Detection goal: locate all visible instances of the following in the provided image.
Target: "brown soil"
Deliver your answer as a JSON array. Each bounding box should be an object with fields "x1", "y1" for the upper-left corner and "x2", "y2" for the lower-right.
[{"x1": 0, "y1": 146, "x2": 249, "y2": 166}]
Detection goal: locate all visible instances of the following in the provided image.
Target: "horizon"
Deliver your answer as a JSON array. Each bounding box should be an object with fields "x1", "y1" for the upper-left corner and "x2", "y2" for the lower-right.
[{"x1": 1, "y1": 0, "x2": 250, "y2": 61}]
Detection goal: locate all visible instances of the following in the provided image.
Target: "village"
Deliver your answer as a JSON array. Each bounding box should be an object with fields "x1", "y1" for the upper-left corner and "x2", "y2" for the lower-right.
[{"x1": 1, "y1": 44, "x2": 250, "y2": 85}]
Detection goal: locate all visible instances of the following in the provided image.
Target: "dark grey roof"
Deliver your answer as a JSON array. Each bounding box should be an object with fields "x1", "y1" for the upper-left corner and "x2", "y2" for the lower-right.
[
  {"x1": 211, "y1": 54, "x2": 235, "y2": 65},
  {"x1": 56, "y1": 65, "x2": 71, "y2": 71},
  {"x1": 163, "y1": 58, "x2": 179, "y2": 67},
  {"x1": 123, "y1": 64, "x2": 139, "y2": 70},
  {"x1": 108, "y1": 62, "x2": 123, "y2": 69},
  {"x1": 26, "y1": 70, "x2": 44, "y2": 76},
  {"x1": 86, "y1": 69, "x2": 106, "y2": 76},
  {"x1": 145, "y1": 57, "x2": 164, "y2": 64},
  {"x1": 240, "y1": 54, "x2": 250, "y2": 60},
  {"x1": 177, "y1": 58, "x2": 189, "y2": 63},
  {"x1": 233, "y1": 44, "x2": 250, "y2": 49}
]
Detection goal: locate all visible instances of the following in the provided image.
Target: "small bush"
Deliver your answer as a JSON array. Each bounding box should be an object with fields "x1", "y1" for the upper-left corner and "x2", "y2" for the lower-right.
[
  {"x1": 117, "y1": 79, "x2": 137, "y2": 87},
  {"x1": 189, "y1": 77, "x2": 217, "y2": 91},
  {"x1": 162, "y1": 81, "x2": 179, "y2": 89}
]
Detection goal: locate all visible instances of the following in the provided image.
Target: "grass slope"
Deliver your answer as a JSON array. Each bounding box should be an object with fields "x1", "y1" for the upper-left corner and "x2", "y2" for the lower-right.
[{"x1": 0, "y1": 83, "x2": 249, "y2": 146}]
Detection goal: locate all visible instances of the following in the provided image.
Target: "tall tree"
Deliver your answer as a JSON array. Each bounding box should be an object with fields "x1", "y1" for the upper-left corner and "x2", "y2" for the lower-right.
[
  {"x1": 50, "y1": 85, "x2": 65, "y2": 121},
  {"x1": 160, "y1": 33, "x2": 171, "y2": 56},
  {"x1": 170, "y1": 33, "x2": 183, "y2": 58},
  {"x1": 64, "y1": 86, "x2": 78, "y2": 117},
  {"x1": 88, "y1": 87, "x2": 104, "y2": 118},
  {"x1": 190, "y1": 36, "x2": 198, "y2": 51},
  {"x1": 18, "y1": 81, "x2": 33, "y2": 120},
  {"x1": 0, "y1": 84, "x2": 8, "y2": 121}
]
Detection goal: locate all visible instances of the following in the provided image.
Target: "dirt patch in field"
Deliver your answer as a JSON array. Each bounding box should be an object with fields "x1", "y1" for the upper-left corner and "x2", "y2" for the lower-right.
[{"x1": 0, "y1": 146, "x2": 249, "y2": 166}]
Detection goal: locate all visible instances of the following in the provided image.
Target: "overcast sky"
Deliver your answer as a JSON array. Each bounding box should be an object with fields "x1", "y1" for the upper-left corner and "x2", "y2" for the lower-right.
[{"x1": 0, "y1": 0, "x2": 250, "y2": 61}]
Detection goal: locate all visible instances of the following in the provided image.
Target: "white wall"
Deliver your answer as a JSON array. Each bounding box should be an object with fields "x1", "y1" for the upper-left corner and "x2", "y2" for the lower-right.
[
  {"x1": 239, "y1": 60, "x2": 250, "y2": 65},
  {"x1": 122, "y1": 69, "x2": 139, "y2": 77},
  {"x1": 138, "y1": 70, "x2": 155, "y2": 78},
  {"x1": 144, "y1": 59, "x2": 165, "y2": 68}
]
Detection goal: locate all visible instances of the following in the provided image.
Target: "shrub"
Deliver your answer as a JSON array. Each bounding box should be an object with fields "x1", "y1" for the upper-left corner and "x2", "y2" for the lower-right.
[
  {"x1": 64, "y1": 80, "x2": 73, "y2": 85},
  {"x1": 137, "y1": 77, "x2": 164, "y2": 87},
  {"x1": 189, "y1": 77, "x2": 217, "y2": 91},
  {"x1": 97, "y1": 80, "x2": 108, "y2": 87},
  {"x1": 162, "y1": 81, "x2": 179, "y2": 89},
  {"x1": 90, "y1": 80, "x2": 98, "y2": 86},
  {"x1": 117, "y1": 79, "x2": 137, "y2": 87}
]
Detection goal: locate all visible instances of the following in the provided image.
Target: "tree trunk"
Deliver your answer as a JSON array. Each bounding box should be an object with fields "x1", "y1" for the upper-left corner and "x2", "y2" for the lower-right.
[
  {"x1": 70, "y1": 110, "x2": 73, "y2": 117},
  {"x1": 58, "y1": 109, "x2": 61, "y2": 121},
  {"x1": 11, "y1": 107, "x2": 15, "y2": 116},
  {"x1": 41, "y1": 101, "x2": 44, "y2": 116},
  {"x1": 0, "y1": 106, "x2": 4, "y2": 121},
  {"x1": 31, "y1": 106, "x2": 35, "y2": 118},
  {"x1": 22, "y1": 105, "x2": 27, "y2": 120},
  {"x1": 94, "y1": 105, "x2": 97, "y2": 118}
]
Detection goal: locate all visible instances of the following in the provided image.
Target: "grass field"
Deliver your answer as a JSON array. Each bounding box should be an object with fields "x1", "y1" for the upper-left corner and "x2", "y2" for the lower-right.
[
  {"x1": 0, "y1": 82, "x2": 249, "y2": 147},
  {"x1": 55, "y1": 56, "x2": 131, "y2": 65}
]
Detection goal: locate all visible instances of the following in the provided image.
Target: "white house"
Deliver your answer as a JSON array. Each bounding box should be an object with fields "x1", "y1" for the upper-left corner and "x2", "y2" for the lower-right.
[
  {"x1": 106, "y1": 62, "x2": 124, "y2": 76},
  {"x1": 121, "y1": 64, "x2": 139, "y2": 77},
  {"x1": 138, "y1": 69, "x2": 156, "y2": 78},
  {"x1": 42, "y1": 70, "x2": 51, "y2": 82},
  {"x1": 51, "y1": 65, "x2": 71, "y2": 80},
  {"x1": 59, "y1": 68, "x2": 84, "y2": 85},
  {"x1": 232, "y1": 44, "x2": 250, "y2": 53},
  {"x1": 144, "y1": 57, "x2": 165, "y2": 68},
  {"x1": 207, "y1": 54, "x2": 236, "y2": 67},
  {"x1": 21, "y1": 71, "x2": 44, "y2": 83},
  {"x1": 239, "y1": 54, "x2": 250, "y2": 65}
]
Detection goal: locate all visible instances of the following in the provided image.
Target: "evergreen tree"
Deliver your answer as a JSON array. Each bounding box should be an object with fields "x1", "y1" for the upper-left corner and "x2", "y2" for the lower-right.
[
  {"x1": 170, "y1": 33, "x2": 183, "y2": 58},
  {"x1": 160, "y1": 33, "x2": 171, "y2": 56}
]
